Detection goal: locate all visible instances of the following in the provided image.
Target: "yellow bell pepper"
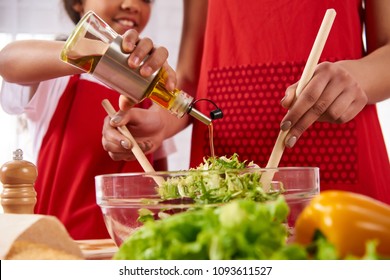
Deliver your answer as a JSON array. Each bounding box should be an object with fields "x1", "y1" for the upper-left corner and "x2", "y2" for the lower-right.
[{"x1": 294, "y1": 190, "x2": 390, "y2": 258}]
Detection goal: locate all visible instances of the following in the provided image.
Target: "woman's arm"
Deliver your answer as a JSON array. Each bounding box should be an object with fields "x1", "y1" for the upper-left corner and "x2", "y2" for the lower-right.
[
  {"x1": 279, "y1": 0, "x2": 390, "y2": 148},
  {"x1": 337, "y1": 0, "x2": 390, "y2": 103},
  {"x1": 175, "y1": 0, "x2": 208, "y2": 97}
]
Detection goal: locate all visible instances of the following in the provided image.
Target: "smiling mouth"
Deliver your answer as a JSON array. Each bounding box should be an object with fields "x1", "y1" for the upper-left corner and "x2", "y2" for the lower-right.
[{"x1": 115, "y1": 19, "x2": 137, "y2": 28}]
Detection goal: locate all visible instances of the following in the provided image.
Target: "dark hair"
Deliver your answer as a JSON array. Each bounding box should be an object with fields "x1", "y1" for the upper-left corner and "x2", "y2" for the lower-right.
[{"x1": 63, "y1": 0, "x2": 82, "y2": 24}]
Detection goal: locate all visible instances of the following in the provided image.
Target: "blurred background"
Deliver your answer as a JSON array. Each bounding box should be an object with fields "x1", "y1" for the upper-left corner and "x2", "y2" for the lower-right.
[{"x1": 0, "y1": 0, "x2": 389, "y2": 172}]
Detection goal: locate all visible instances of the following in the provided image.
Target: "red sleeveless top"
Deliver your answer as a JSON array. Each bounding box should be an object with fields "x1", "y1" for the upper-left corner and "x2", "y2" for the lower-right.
[
  {"x1": 35, "y1": 76, "x2": 153, "y2": 240},
  {"x1": 190, "y1": 0, "x2": 390, "y2": 204}
]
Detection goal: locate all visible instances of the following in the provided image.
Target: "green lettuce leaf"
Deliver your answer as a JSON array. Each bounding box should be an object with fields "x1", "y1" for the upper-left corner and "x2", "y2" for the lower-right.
[{"x1": 114, "y1": 196, "x2": 308, "y2": 260}]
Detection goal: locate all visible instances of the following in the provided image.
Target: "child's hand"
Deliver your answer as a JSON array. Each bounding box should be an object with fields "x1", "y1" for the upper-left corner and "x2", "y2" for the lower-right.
[
  {"x1": 279, "y1": 62, "x2": 368, "y2": 148},
  {"x1": 119, "y1": 29, "x2": 177, "y2": 111}
]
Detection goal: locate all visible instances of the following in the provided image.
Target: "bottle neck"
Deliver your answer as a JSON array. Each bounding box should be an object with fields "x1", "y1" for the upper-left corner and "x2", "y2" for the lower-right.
[
  {"x1": 148, "y1": 71, "x2": 212, "y2": 125},
  {"x1": 188, "y1": 107, "x2": 212, "y2": 125}
]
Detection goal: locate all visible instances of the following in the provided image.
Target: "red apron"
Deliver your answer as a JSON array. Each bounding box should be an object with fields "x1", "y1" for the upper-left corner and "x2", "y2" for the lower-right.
[{"x1": 35, "y1": 75, "x2": 153, "y2": 240}]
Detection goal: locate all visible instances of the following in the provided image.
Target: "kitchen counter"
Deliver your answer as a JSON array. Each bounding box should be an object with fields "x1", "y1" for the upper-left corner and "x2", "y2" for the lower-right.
[{"x1": 76, "y1": 239, "x2": 118, "y2": 260}]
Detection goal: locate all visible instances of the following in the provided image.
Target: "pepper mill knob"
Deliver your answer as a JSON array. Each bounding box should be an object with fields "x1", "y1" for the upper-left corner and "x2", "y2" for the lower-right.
[{"x1": 0, "y1": 149, "x2": 38, "y2": 214}]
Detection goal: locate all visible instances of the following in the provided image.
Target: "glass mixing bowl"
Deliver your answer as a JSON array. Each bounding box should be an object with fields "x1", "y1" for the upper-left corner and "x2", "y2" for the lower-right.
[{"x1": 95, "y1": 167, "x2": 319, "y2": 246}]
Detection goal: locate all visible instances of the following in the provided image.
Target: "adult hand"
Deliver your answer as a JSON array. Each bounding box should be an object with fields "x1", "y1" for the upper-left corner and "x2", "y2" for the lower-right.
[
  {"x1": 102, "y1": 30, "x2": 182, "y2": 161},
  {"x1": 280, "y1": 61, "x2": 368, "y2": 148},
  {"x1": 102, "y1": 105, "x2": 167, "y2": 161}
]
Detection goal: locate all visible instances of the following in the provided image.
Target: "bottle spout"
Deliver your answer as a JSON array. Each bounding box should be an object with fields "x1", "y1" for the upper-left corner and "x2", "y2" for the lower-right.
[{"x1": 189, "y1": 108, "x2": 212, "y2": 126}]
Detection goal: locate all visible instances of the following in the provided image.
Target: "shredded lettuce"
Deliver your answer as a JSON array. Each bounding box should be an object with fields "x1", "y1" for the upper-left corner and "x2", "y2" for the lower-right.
[{"x1": 157, "y1": 153, "x2": 283, "y2": 204}]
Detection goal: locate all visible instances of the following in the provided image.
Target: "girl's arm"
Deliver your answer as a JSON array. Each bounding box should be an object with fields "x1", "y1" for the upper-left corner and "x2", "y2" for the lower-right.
[
  {"x1": 0, "y1": 40, "x2": 80, "y2": 86},
  {"x1": 0, "y1": 30, "x2": 169, "y2": 97}
]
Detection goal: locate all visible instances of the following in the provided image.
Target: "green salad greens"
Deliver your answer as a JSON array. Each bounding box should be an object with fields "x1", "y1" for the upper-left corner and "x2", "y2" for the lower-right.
[
  {"x1": 156, "y1": 153, "x2": 283, "y2": 204},
  {"x1": 114, "y1": 154, "x2": 382, "y2": 260},
  {"x1": 115, "y1": 197, "x2": 381, "y2": 260},
  {"x1": 115, "y1": 196, "x2": 308, "y2": 260}
]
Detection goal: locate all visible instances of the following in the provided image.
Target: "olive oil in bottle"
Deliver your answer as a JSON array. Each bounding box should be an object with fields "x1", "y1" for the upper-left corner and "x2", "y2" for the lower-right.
[
  {"x1": 60, "y1": 11, "x2": 212, "y2": 125},
  {"x1": 61, "y1": 54, "x2": 102, "y2": 73}
]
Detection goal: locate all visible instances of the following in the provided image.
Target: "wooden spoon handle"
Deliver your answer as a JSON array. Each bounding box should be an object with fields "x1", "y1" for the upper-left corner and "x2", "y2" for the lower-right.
[
  {"x1": 101, "y1": 99, "x2": 165, "y2": 186},
  {"x1": 262, "y1": 9, "x2": 336, "y2": 187}
]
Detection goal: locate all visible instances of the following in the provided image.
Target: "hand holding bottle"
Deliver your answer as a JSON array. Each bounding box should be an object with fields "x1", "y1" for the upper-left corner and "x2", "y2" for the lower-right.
[
  {"x1": 61, "y1": 11, "x2": 212, "y2": 126},
  {"x1": 120, "y1": 28, "x2": 177, "y2": 106}
]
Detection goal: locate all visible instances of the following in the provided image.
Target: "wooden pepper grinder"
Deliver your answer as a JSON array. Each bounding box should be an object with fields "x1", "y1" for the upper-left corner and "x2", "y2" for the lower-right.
[{"x1": 0, "y1": 149, "x2": 38, "y2": 214}]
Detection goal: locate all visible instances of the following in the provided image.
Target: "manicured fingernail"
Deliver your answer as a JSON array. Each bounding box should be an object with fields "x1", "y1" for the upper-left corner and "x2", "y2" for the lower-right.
[
  {"x1": 141, "y1": 66, "x2": 153, "y2": 76},
  {"x1": 138, "y1": 142, "x2": 144, "y2": 150},
  {"x1": 120, "y1": 140, "x2": 130, "y2": 149},
  {"x1": 131, "y1": 56, "x2": 140, "y2": 66},
  {"x1": 144, "y1": 140, "x2": 153, "y2": 151},
  {"x1": 129, "y1": 43, "x2": 137, "y2": 52},
  {"x1": 111, "y1": 116, "x2": 122, "y2": 124},
  {"x1": 280, "y1": 93, "x2": 288, "y2": 103},
  {"x1": 167, "y1": 81, "x2": 175, "y2": 91},
  {"x1": 286, "y1": 136, "x2": 297, "y2": 148},
  {"x1": 280, "y1": 121, "x2": 291, "y2": 131}
]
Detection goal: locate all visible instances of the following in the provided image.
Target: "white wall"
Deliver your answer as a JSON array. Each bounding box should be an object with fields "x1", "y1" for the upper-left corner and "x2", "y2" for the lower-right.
[{"x1": 0, "y1": 0, "x2": 389, "y2": 173}]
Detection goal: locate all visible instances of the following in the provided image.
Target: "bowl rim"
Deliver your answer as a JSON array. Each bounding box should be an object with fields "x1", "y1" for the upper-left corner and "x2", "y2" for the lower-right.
[{"x1": 95, "y1": 166, "x2": 320, "y2": 180}]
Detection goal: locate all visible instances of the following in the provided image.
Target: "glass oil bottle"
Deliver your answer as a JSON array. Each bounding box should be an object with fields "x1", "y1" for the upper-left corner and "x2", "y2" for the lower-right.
[{"x1": 60, "y1": 11, "x2": 211, "y2": 125}]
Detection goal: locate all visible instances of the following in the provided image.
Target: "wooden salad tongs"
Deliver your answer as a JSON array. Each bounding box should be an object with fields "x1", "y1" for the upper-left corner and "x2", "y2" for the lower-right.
[
  {"x1": 102, "y1": 99, "x2": 165, "y2": 186},
  {"x1": 261, "y1": 9, "x2": 337, "y2": 189}
]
